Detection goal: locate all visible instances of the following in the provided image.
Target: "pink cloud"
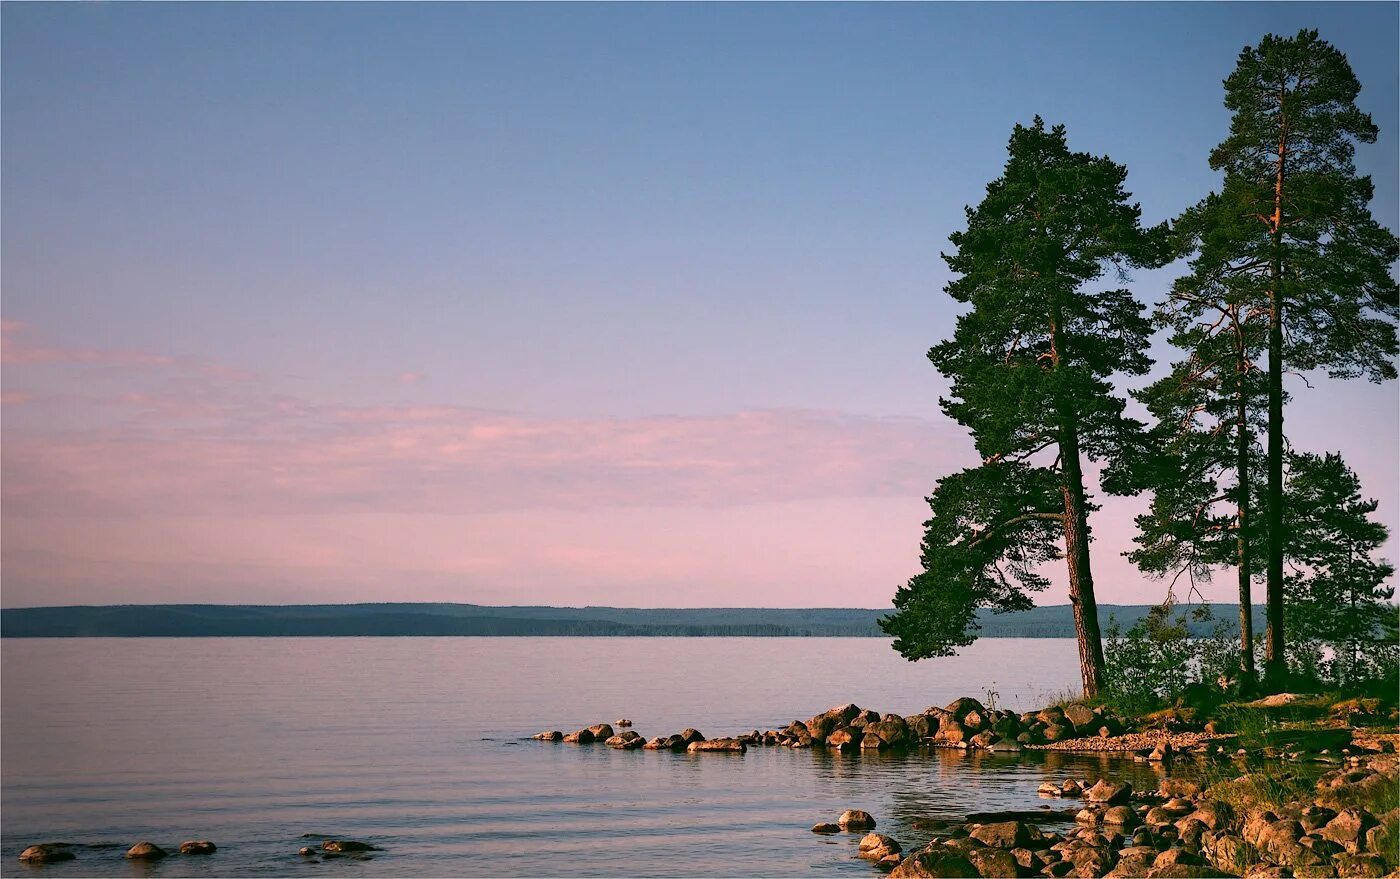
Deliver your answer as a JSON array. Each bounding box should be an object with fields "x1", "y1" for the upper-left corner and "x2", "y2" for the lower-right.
[{"x1": 396, "y1": 371, "x2": 426, "y2": 385}]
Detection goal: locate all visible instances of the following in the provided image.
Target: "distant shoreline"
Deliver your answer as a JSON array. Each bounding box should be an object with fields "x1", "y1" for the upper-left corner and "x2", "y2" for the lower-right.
[{"x1": 0, "y1": 602, "x2": 1265, "y2": 639}]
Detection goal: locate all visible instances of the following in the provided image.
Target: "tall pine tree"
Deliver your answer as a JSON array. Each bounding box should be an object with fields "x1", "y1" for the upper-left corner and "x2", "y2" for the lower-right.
[
  {"x1": 882, "y1": 119, "x2": 1162, "y2": 696},
  {"x1": 1204, "y1": 30, "x2": 1399, "y2": 686}
]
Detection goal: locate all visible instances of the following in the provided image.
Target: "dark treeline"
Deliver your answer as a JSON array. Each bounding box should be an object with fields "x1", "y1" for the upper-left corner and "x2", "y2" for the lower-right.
[{"x1": 0, "y1": 603, "x2": 1263, "y2": 639}]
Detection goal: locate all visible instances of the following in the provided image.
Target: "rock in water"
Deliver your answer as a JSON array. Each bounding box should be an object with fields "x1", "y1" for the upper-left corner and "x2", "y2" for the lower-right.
[
  {"x1": 585, "y1": 723, "x2": 614, "y2": 740},
  {"x1": 615, "y1": 718, "x2": 632, "y2": 727},
  {"x1": 839, "y1": 809, "x2": 877, "y2": 830},
  {"x1": 812, "y1": 823, "x2": 841, "y2": 834},
  {"x1": 125, "y1": 842, "x2": 168, "y2": 860},
  {"x1": 687, "y1": 738, "x2": 745, "y2": 753},
  {"x1": 563, "y1": 728, "x2": 595, "y2": 744},
  {"x1": 322, "y1": 840, "x2": 379, "y2": 852},
  {"x1": 533, "y1": 730, "x2": 564, "y2": 741},
  {"x1": 18, "y1": 844, "x2": 75, "y2": 863},
  {"x1": 889, "y1": 846, "x2": 977, "y2": 878},
  {"x1": 857, "y1": 833, "x2": 902, "y2": 861},
  {"x1": 179, "y1": 840, "x2": 217, "y2": 855},
  {"x1": 1084, "y1": 779, "x2": 1133, "y2": 804},
  {"x1": 969, "y1": 820, "x2": 1033, "y2": 848}
]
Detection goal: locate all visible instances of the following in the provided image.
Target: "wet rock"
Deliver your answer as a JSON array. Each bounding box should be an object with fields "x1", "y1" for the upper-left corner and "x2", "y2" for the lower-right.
[
  {"x1": 935, "y1": 719, "x2": 969, "y2": 746},
  {"x1": 1043, "y1": 723, "x2": 1075, "y2": 743},
  {"x1": 1068, "y1": 844, "x2": 1116, "y2": 876},
  {"x1": 812, "y1": 823, "x2": 841, "y2": 834},
  {"x1": 969, "y1": 731, "x2": 999, "y2": 750},
  {"x1": 687, "y1": 738, "x2": 744, "y2": 753},
  {"x1": 125, "y1": 842, "x2": 168, "y2": 860},
  {"x1": 605, "y1": 731, "x2": 645, "y2": 749},
  {"x1": 179, "y1": 840, "x2": 217, "y2": 855},
  {"x1": 871, "y1": 718, "x2": 911, "y2": 747},
  {"x1": 1085, "y1": 779, "x2": 1133, "y2": 805},
  {"x1": 643, "y1": 737, "x2": 670, "y2": 750},
  {"x1": 1013, "y1": 848, "x2": 1048, "y2": 871},
  {"x1": 1063, "y1": 704, "x2": 1098, "y2": 731},
  {"x1": 906, "y1": 715, "x2": 937, "y2": 739},
  {"x1": 615, "y1": 718, "x2": 632, "y2": 727},
  {"x1": 586, "y1": 723, "x2": 614, "y2": 740},
  {"x1": 828, "y1": 728, "x2": 862, "y2": 750},
  {"x1": 322, "y1": 840, "x2": 379, "y2": 853},
  {"x1": 1149, "y1": 742, "x2": 1175, "y2": 762},
  {"x1": 943, "y1": 837, "x2": 985, "y2": 856},
  {"x1": 840, "y1": 809, "x2": 877, "y2": 831},
  {"x1": 563, "y1": 729, "x2": 595, "y2": 744},
  {"x1": 889, "y1": 846, "x2": 977, "y2": 878},
  {"x1": 962, "y1": 710, "x2": 988, "y2": 732},
  {"x1": 969, "y1": 821, "x2": 1034, "y2": 849},
  {"x1": 858, "y1": 833, "x2": 903, "y2": 861},
  {"x1": 533, "y1": 730, "x2": 564, "y2": 741},
  {"x1": 945, "y1": 697, "x2": 986, "y2": 720},
  {"x1": 18, "y1": 844, "x2": 75, "y2": 864},
  {"x1": 679, "y1": 728, "x2": 706, "y2": 744},
  {"x1": 1076, "y1": 808, "x2": 1102, "y2": 827},
  {"x1": 861, "y1": 733, "x2": 887, "y2": 750}
]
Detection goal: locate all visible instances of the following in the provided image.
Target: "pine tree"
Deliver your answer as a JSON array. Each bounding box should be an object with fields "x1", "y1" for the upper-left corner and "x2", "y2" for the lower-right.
[
  {"x1": 1125, "y1": 195, "x2": 1271, "y2": 687},
  {"x1": 1283, "y1": 452, "x2": 1397, "y2": 689},
  {"x1": 1204, "y1": 30, "x2": 1399, "y2": 686},
  {"x1": 882, "y1": 119, "x2": 1163, "y2": 697}
]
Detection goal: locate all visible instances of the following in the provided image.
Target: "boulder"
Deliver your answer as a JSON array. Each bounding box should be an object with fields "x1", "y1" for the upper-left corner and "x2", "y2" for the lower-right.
[
  {"x1": 615, "y1": 718, "x2": 632, "y2": 727},
  {"x1": 969, "y1": 820, "x2": 1034, "y2": 849},
  {"x1": 533, "y1": 730, "x2": 564, "y2": 741},
  {"x1": 687, "y1": 738, "x2": 744, "y2": 753},
  {"x1": 828, "y1": 727, "x2": 862, "y2": 750},
  {"x1": 969, "y1": 731, "x2": 999, "y2": 750},
  {"x1": 858, "y1": 833, "x2": 903, "y2": 861},
  {"x1": 679, "y1": 728, "x2": 706, "y2": 744},
  {"x1": 1202, "y1": 833, "x2": 1254, "y2": 875},
  {"x1": 1154, "y1": 848, "x2": 1205, "y2": 868},
  {"x1": 1103, "y1": 806, "x2": 1139, "y2": 828},
  {"x1": 965, "y1": 846, "x2": 1019, "y2": 878},
  {"x1": 1063, "y1": 703, "x2": 1098, "y2": 730},
  {"x1": 586, "y1": 723, "x2": 614, "y2": 740},
  {"x1": 1145, "y1": 866, "x2": 1226, "y2": 878},
  {"x1": 605, "y1": 731, "x2": 645, "y2": 749},
  {"x1": 809, "y1": 704, "x2": 863, "y2": 738},
  {"x1": 179, "y1": 840, "x2": 217, "y2": 855},
  {"x1": 18, "y1": 844, "x2": 75, "y2": 864},
  {"x1": 1085, "y1": 780, "x2": 1133, "y2": 805},
  {"x1": 1317, "y1": 808, "x2": 1376, "y2": 849},
  {"x1": 643, "y1": 737, "x2": 670, "y2": 750},
  {"x1": 125, "y1": 842, "x2": 168, "y2": 860},
  {"x1": 936, "y1": 718, "x2": 969, "y2": 745},
  {"x1": 946, "y1": 697, "x2": 986, "y2": 720},
  {"x1": 839, "y1": 809, "x2": 877, "y2": 831},
  {"x1": 962, "y1": 710, "x2": 988, "y2": 732},
  {"x1": 1043, "y1": 723, "x2": 1075, "y2": 742},
  {"x1": 871, "y1": 717, "x2": 911, "y2": 747},
  {"x1": 1290, "y1": 868, "x2": 1338, "y2": 879},
  {"x1": 889, "y1": 847, "x2": 978, "y2": 878},
  {"x1": 564, "y1": 729, "x2": 595, "y2": 744},
  {"x1": 1160, "y1": 779, "x2": 1203, "y2": 799},
  {"x1": 812, "y1": 823, "x2": 841, "y2": 834},
  {"x1": 861, "y1": 733, "x2": 887, "y2": 750},
  {"x1": 1068, "y1": 844, "x2": 1116, "y2": 877},
  {"x1": 298, "y1": 847, "x2": 317, "y2": 856},
  {"x1": 1183, "y1": 801, "x2": 1234, "y2": 832},
  {"x1": 906, "y1": 715, "x2": 937, "y2": 739},
  {"x1": 985, "y1": 739, "x2": 1022, "y2": 753}
]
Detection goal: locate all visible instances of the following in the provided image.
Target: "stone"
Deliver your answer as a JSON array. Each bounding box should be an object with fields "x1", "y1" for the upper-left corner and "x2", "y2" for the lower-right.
[
  {"x1": 906, "y1": 715, "x2": 937, "y2": 739},
  {"x1": 965, "y1": 846, "x2": 1019, "y2": 878},
  {"x1": 986, "y1": 739, "x2": 1022, "y2": 753},
  {"x1": 839, "y1": 809, "x2": 877, "y2": 831},
  {"x1": 1183, "y1": 801, "x2": 1234, "y2": 831},
  {"x1": 812, "y1": 823, "x2": 841, "y2": 834},
  {"x1": 858, "y1": 833, "x2": 903, "y2": 861},
  {"x1": 944, "y1": 837, "x2": 986, "y2": 856},
  {"x1": 1298, "y1": 835, "x2": 1343, "y2": 857},
  {"x1": 1290, "y1": 867, "x2": 1337, "y2": 878},
  {"x1": 18, "y1": 844, "x2": 75, "y2": 864},
  {"x1": 828, "y1": 727, "x2": 862, "y2": 750},
  {"x1": 1068, "y1": 844, "x2": 1116, "y2": 877},
  {"x1": 1085, "y1": 780, "x2": 1133, "y2": 805},
  {"x1": 1153, "y1": 848, "x2": 1203, "y2": 868},
  {"x1": 126, "y1": 842, "x2": 168, "y2": 860},
  {"x1": 1063, "y1": 704, "x2": 1098, "y2": 730},
  {"x1": 299, "y1": 847, "x2": 317, "y2": 856},
  {"x1": 687, "y1": 738, "x2": 744, "y2": 753},
  {"x1": 871, "y1": 718, "x2": 912, "y2": 747},
  {"x1": 970, "y1": 821, "x2": 1035, "y2": 849},
  {"x1": 605, "y1": 731, "x2": 645, "y2": 749},
  {"x1": 1104, "y1": 806, "x2": 1139, "y2": 828},
  {"x1": 1202, "y1": 833, "x2": 1254, "y2": 875},
  {"x1": 615, "y1": 718, "x2": 632, "y2": 727},
  {"x1": 1317, "y1": 808, "x2": 1377, "y2": 848},
  {"x1": 962, "y1": 710, "x2": 988, "y2": 732},
  {"x1": 889, "y1": 847, "x2": 978, "y2": 878},
  {"x1": 1160, "y1": 779, "x2": 1203, "y2": 799},
  {"x1": 1043, "y1": 723, "x2": 1075, "y2": 743},
  {"x1": 179, "y1": 840, "x2": 217, "y2": 855},
  {"x1": 1145, "y1": 866, "x2": 1226, "y2": 878},
  {"x1": 643, "y1": 737, "x2": 670, "y2": 750},
  {"x1": 323, "y1": 840, "x2": 378, "y2": 853},
  {"x1": 969, "y1": 731, "x2": 999, "y2": 750},
  {"x1": 563, "y1": 729, "x2": 595, "y2": 744},
  {"x1": 1039, "y1": 782, "x2": 1064, "y2": 797},
  {"x1": 1242, "y1": 866, "x2": 1290, "y2": 878},
  {"x1": 585, "y1": 723, "x2": 614, "y2": 740},
  {"x1": 533, "y1": 730, "x2": 564, "y2": 741},
  {"x1": 679, "y1": 728, "x2": 706, "y2": 744},
  {"x1": 1076, "y1": 808, "x2": 1102, "y2": 827},
  {"x1": 946, "y1": 697, "x2": 986, "y2": 720},
  {"x1": 1013, "y1": 848, "x2": 1048, "y2": 871},
  {"x1": 1149, "y1": 742, "x2": 1175, "y2": 761},
  {"x1": 861, "y1": 733, "x2": 887, "y2": 750}
]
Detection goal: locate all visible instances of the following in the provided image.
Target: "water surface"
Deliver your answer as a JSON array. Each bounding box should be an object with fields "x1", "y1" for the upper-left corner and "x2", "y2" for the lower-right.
[{"x1": 3, "y1": 637, "x2": 1186, "y2": 877}]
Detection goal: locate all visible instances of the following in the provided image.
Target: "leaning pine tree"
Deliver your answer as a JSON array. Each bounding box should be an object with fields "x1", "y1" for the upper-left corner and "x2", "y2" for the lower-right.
[
  {"x1": 881, "y1": 119, "x2": 1163, "y2": 697},
  {"x1": 1206, "y1": 30, "x2": 1400, "y2": 686}
]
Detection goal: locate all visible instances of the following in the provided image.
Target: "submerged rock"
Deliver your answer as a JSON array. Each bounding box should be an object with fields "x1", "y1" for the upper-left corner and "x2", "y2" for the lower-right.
[
  {"x1": 322, "y1": 840, "x2": 379, "y2": 853},
  {"x1": 18, "y1": 844, "x2": 75, "y2": 864},
  {"x1": 179, "y1": 840, "x2": 217, "y2": 855},
  {"x1": 125, "y1": 842, "x2": 168, "y2": 860}
]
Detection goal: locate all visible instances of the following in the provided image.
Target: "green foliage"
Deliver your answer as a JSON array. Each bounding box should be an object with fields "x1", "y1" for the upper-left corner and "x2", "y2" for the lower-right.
[
  {"x1": 1283, "y1": 451, "x2": 1398, "y2": 690},
  {"x1": 1101, "y1": 603, "x2": 1243, "y2": 714}
]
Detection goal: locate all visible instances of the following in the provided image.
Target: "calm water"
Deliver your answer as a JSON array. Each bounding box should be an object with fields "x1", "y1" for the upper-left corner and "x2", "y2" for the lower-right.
[{"x1": 3, "y1": 637, "x2": 1188, "y2": 877}]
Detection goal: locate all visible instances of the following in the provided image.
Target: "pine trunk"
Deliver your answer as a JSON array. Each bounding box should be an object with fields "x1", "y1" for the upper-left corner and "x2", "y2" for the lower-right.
[
  {"x1": 1263, "y1": 122, "x2": 1288, "y2": 689},
  {"x1": 1059, "y1": 427, "x2": 1105, "y2": 698},
  {"x1": 1235, "y1": 347, "x2": 1256, "y2": 687}
]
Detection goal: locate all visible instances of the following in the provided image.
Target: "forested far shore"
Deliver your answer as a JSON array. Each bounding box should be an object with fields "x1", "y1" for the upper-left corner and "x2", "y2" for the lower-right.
[{"x1": 0, "y1": 602, "x2": 1269, "y2": 639}]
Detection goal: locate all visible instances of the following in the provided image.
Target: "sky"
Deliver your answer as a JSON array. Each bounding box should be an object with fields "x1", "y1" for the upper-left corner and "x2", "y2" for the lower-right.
[{"x1": 2, "y1": 3, "x2": 1396, "y2": 609}]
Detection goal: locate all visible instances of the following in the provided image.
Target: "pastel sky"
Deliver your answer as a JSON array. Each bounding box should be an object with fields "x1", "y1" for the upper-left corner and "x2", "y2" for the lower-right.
[{"x1": 2, "y1": 3, "x2": 1396, "y2": 609}]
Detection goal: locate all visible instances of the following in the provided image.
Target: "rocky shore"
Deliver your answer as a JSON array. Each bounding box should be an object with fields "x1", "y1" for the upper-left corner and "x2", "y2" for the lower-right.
[{"x1": 533, "y1": 693, "x2": 1399, "y2": 878}]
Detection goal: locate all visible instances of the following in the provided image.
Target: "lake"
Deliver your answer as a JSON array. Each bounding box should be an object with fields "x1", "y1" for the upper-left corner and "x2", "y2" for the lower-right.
[{"x1": 2, "y1": 637, "x2": 1188, "y2": 877}]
